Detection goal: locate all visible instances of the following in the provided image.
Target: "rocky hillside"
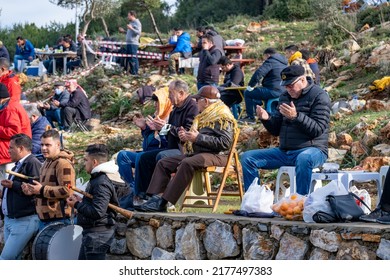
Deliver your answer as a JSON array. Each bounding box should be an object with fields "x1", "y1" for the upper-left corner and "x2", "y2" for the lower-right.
[{"x1": 23, "y1": 19, "x2": 390, "y2": 180}]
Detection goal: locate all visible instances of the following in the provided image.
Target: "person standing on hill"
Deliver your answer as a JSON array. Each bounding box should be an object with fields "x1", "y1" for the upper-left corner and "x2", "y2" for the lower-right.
[{"x1": 119, "y1": 11, "x2": 142, "y2": 75}]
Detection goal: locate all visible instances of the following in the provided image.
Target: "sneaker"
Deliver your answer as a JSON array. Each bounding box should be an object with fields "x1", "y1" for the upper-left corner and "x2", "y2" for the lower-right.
[
  {"x1": 376, "y1": 211, "x2": 390, "y2": 224},
  {"x1": 238, "y1": 117, "x2": 256, "y2": 124},
  {"x1": 167, "y1": 202, "x2": 176, "y2": 211},
  {"x1": 133, "y1": 196, "x2": 147, "y2": 206},
  {"x1": 359, "y1": 207, "x2": 387, "y2": 222}
]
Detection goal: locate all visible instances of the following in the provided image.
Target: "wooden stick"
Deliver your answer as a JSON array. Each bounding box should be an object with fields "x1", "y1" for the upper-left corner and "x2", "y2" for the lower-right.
[
  {"x1": 71, "y1": 186, "x2": 134, "y2": 219},
  {"x1": 5, "y1": 169, "x2": 39, "y2": 181},
  {"x1": 5, "y1": 169, "x2": 133, "y2": 219}
]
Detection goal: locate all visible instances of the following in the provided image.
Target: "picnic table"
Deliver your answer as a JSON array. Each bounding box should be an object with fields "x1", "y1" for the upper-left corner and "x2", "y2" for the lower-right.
[
  {"x1": 150, "y1": 44, "x2": 255, "y2": 75},
  {"x1": 35, "y1": 49, "x2": 77, "y2": 75}
]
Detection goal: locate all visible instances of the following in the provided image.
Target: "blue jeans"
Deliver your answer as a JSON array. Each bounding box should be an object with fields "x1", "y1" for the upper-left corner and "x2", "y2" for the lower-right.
[
  {"x1": 78, "y1": 228, "x2": 115, "y2": 260},
  {"x1": 39, "y1": 218, "x2": 72, "y2": 231},
  {"x1": 0, "y1": 214, "x2": 40, "y2": 260},
  {"x1": 14, "y1": 55, "x2": 29, "y2": 72},
  {"x1": 45, "y1": 108, "x2": 63, "y2": 129},
  {"x1": 126, "y1": 44, "x2": 139, "y2": 75},
  {"x1": 197, "y1": 82, "x2": 217, "y2": 91},
  {"x1": 240, "y1": 147, "x2": 327, "y2": 195},
  {"x1": 117, "y1": 150, "x2": 141, "y2": 191},
  {"x1": 244, "y1": 87, "x2": 280, "y2": 118}
]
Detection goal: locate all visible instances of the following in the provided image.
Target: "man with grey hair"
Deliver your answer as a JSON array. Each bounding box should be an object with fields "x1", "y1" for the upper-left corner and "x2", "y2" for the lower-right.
[
  {"x1": 0, "y1": 41, "x2": 10, "y2": 62},
  {"x1": 134, "y1": 80, "x2": 198, "y2": 201},
  {"x1": 23, "y1": 103, "x2": 51, "y2": 156},
  {"x1": 136, "y1": 85, "x2": 236, "y2": 212}
]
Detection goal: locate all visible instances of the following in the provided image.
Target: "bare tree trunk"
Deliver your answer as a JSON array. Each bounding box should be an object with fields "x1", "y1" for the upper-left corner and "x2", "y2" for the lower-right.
[
  {"x1": 145, "y1": 6, "x2": 163, "y2": 44},
  {"x1": 81, "y1": 20, "x2": 92, "y2": 68},
  {"x1": 331, "y1": 16, "x2": 358, "y2": 41},
  {"x1": 101, "y1": 18, "x2": 110, "y2": 38}
]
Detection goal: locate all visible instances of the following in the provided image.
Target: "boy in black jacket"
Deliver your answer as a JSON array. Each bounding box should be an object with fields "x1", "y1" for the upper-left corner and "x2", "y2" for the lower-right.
[{"x1": 67, "y1": 144, "x2": 119, "y2": 260}]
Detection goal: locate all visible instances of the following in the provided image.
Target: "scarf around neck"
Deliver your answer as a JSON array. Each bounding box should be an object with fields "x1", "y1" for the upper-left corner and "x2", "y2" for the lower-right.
[{"x1": 184, "y1": 100, "x2": 237, "y2": 153}]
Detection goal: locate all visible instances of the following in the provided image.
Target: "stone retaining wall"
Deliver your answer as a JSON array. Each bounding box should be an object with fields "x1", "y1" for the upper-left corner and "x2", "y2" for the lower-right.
[
  {"x1": 1, "y1": 212, "x2": 390, "y2": 260},
  {"x1": 108, "y1": 212, "x2": 390, "y2": 260}
]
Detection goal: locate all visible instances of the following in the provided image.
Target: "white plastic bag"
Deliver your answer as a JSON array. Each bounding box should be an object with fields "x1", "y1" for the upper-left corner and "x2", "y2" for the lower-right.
[
  {"x1": 303, "y1": 180, "x2": 348, "y2": 223},
  {"x1": 349, "y1": 186, "x2": 372, "y2": 214},
  {"x1": 240, "y1": 178, "x2": 274, "y2": 213}
]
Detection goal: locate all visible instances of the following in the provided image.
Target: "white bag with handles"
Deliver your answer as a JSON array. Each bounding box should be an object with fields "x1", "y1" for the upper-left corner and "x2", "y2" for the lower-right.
[
  {"x1": 240, "y1": 178, "x2": 274, "y2": 213},
  {"x1": 349, "y1": 186, "x2": 372, "y2": 214}
]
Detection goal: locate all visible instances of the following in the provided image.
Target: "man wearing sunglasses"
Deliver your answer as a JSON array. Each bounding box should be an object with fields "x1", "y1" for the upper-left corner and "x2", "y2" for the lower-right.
[{"x1": 240, "y1": 65, "x2": 330, "y2": 195}]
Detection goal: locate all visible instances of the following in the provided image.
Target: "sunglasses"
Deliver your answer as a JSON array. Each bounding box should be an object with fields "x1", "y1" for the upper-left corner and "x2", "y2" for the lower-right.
[{"x1": 285, "y1": 77, "x2": 302, "y2": 88}]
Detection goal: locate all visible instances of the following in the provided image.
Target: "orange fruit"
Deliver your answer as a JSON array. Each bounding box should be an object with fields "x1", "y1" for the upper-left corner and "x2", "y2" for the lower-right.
[
  {"x1": 286, "y1": 208, "x2": 294, "y2": 215},
  {"x1": 293, "y1": 206, "x2": 302, "y2": 215},
  {"x1": 290, "y1": 194, "x2": 298, "y2": 200},
  {"x1": 289, "y1": 201, "x2": 298, "y2": 208},
  {"x1": 280, "y1": 202, "x2": 289, "y2": 211},
  {"x1": 285, "y1": 214, "x2": 293, "y2": 220}
]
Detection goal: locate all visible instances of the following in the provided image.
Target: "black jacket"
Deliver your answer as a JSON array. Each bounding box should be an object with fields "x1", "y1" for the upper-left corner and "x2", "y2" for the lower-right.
[
  {"x1": 197, "y1": 46, "x2": 223, "y2": 84},
  {"x1": 1, "y1": 154, "x2": 42, "y2": 218},
  {"x1": 75, "y1": 171, "x2": 119, "y2": 229},
  {"x1": 248, "y1": 53, "x2": 288, "y2": 93},
  {"x1": 63, "y1": 88, "x2": 91, "y2": 121},
  {"x1": 221, "y1": 64, "x2": 244, "y2": 87},
  {"x1": 262, "y1": 81, "x2": 331, "y2": 156},
  {"x1": 167, "y1": 96, "x2": 199, "y2": 149}
]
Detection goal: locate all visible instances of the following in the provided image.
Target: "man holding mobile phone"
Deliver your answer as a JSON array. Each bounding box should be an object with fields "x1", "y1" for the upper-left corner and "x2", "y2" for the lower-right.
[{"x1": 240, "y1": 65, "x2": 331, "y2": 195}]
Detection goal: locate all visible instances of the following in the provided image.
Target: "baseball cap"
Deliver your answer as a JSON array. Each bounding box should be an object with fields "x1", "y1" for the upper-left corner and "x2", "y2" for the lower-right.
[
  {"x1": 192, "y1": 85, "x2": 221, "y2": 100},
  {"x1": 280, "y1": 65, "x2": 305, "y2": 86}
]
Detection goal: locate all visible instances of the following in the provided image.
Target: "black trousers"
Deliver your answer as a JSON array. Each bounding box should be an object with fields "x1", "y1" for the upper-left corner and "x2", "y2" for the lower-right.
[
  {"x1": 380, "y1": 168, "x2": 390, "y2": 211},
  {"x1": 220, "y1": 89, "x2": 243, "y2": 107},
  {"x1": 61, "y1": 107, "x2": 80, "y2": 129}
]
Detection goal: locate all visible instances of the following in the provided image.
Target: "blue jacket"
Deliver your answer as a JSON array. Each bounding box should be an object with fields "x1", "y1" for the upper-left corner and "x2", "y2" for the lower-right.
[
  {"x1": 32, "y1": 116, "x2": 51, "y2": 155},
  {"x1": 141, "y1": 126, "x2": 168, "y2": 151},
  {"x1": 15, "y1": 39, "x2": 35, "y2": 61},
  {"x1": 173, "y1": 32, "x2": 192, "y2": 57},
  {"x1": 248, "y1": 53, "x2": 288, "y2": 93},
  {"x1": 49, "y1": 90, "x2": 70, "y2": 110}
]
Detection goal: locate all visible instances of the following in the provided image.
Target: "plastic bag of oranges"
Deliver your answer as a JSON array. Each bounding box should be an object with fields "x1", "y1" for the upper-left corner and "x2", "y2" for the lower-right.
[{"x1": 271, "y1": 193, "x2": 306, "y2": 221}]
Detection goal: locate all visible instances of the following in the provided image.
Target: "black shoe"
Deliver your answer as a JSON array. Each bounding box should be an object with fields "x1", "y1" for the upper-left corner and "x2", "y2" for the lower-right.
[
  {"x1": 359, "y1": 207, "x2": 387, "y2": 222},
  {"x1": 141, "y1": 196, "x2": 167, "y2": 212},
  {"x1": 376, "y1": 211, "x2": 390, "y2": 224},
  {"x1": 133, "y1": 204, "x2": 146, "y2": 212}
]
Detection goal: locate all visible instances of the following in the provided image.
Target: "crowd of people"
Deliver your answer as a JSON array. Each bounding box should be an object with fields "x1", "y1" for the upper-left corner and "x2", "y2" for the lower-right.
[{"x1": 0, "y1": 9, "x2": 388, "y2": 261}]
